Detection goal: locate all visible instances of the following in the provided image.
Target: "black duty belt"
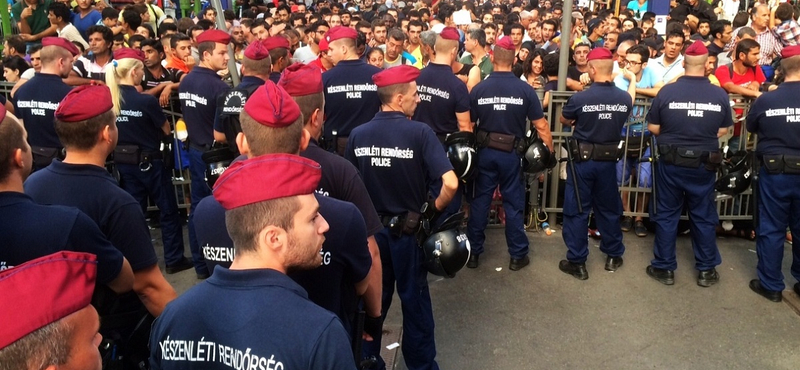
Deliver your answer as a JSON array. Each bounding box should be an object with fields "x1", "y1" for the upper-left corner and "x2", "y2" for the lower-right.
[
  {"x1": 379, "y1": 212, "x2": 421, "y2": 236},
  {"x1": 189, "y1": 142, "x2": 211, "y2": 151},
  {"x1": 761, "y1": 154, "x2": 800, "y2": 174},
  {"x1": 658, "y1": 145, "x2": 721, "y2": 170}
]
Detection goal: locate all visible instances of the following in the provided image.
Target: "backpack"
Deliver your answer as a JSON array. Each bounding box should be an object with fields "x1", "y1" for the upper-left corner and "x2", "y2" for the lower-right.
[{"x1": 216, "y1": 84, "x2": 260, "y2": 156}]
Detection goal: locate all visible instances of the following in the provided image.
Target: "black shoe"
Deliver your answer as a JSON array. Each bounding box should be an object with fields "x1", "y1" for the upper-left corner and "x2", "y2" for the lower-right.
[
  {"x1": 750, "y1": 279, "x2": 782, "y2": 302},
  {"x1": 196, "y1": 271, "x2": 210, "y2": 280},
  {"x1": 697, "y1": 268, "x2": 719, "y2": 287},
  {"x1": 165, "y1": 257, "x2": 194, "y2": 274},
  {"x1": 605, "y1": 256, "x2": 623, "y2": 271},
  {"x1": 634, "y1": 220, "x2": 648, "y2": 237},
  {"x1": 620, "y1": 216, "x2": 633, "y2": 232},
  {"x1": 559, "y1": 260, "x2": 588, "y2": 280},
  {"x1": 509, "y1": 256, "x2": 530, "y2": 271},
  {"x1": 466, "y1": 254, "x2": 479, "y2": 269},
  {"x1": 646, "y1": 265, "x2": 674, "y2": 285}
]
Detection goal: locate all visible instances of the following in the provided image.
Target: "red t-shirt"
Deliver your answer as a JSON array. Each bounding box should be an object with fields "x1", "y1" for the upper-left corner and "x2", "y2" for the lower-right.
[{"x1": 715, "y1": 64, "x2": 766, "y2": 136}]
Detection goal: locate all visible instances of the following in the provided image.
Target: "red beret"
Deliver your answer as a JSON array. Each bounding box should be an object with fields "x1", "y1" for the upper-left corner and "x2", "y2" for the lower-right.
[
  {"x1": 197, "y1": 29, "x2": 231, "y2": 45},
  {"x1": 586, "y1": 47, "x2": 613, "y2": 61},
  {"x1": 324, "y1": 26, "x2": 358, "y2": 43},
  {"x1": 685, "y1": 40, "x2": 708, "y2": 56},
  {"x1": 56, "y1": 85, "x2": 113, "y2": 122},
  {"x1": 213, "y1": 154, "x2": 322, "y2": 210},
  {"x1": 495, "y1": 36, "x2": 514, "y2": 51},
  {"x1": 279, "y1": 63, "x2": 323, "y2": 96},
  {"x1": 244, "y1": 82, "x2": 302, "y2": 127},
  {"x1": 263, "y1": 36, "x2": 290, "y2": 51},
  {"x1": 0, "y1": 251, "x2": 97, "y2": 349},
  {"x1": 373, "y1": 65, "x2": 420, "y2": 87},
  {"x1": 113, "y1": 47, "x2": 145, "y2": 61},
  {"x1": 244, "y1": 39, "x2": 270, "y2": 60},
  {"x1": 42, "y1": 36, "x2": 80, "y2": 57},
  {"x1": 440, "y1": 27, "x2": 460, "y2": 41},
  {"x1": 318, "y1": 37, "x2": 330, "y2": 52},
  {"x1": 782, "y1": 45, "x2": 800, "y2": 59}
]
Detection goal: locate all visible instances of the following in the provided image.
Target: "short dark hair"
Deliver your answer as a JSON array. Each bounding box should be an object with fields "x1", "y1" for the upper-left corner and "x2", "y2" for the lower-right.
[
  {"x1": 198, "y1": 41, "x2": 216, "y2": 61},
  {"x1": 377, "y1": 83, "x2": 412, "y2": 105},
  {"x1": 466, "y1": 28, "x2": 486, "y2": 47},
  {"x1": 86, "y1": 25, "x2": 113, "y2": 48},
  {"x1": 140, "y1": 38, "x2": 164, "y2": 54},
  {"x1": 735, "y1": 38, "x2": 761, "y2": 59},
  {"x1": 55, "y1": 110, "x2": 116, "y2": 151},
  {"x1": 197, "y1": 19, "x2": 215, "y2": 30},
  {"x1": 101, "y1": 7, "x2": 119, "y2": 20},
  {"x1": 226, "y1": 197, "x2": 298, "y2": 255},
  {"x1": 542, "y1": 53, "x2": 559, "y2": 78},
  {"x1": 170, "y1": 32, "x2": 191, "y2": 49},
  {"x1": 48, "y1": 2, "x2": 71, "y2": 23},
  {"x1": 542, "y1": 19, "x2": 558, "y2": 30},
  {"x1": 122, "y1": 8, "x2": 142, "y2": 29},
  {"x1": 4, "y1": 35, "x2": 25, "y2": 54},
  {"x1": 387, "y1": 27, "x2": 406, "y2": 42},
  {"x1": 710, "y1": 19, "x2": 731, "y2": 40},
  {"x1": 627, "y1": 44, "x2": 650, "y2": 63},
  {"x1": 0, "y1": 115, "x2": 27, "y2": 182},
  {"x1": 158, "y1": 22, "x2": 178, "y2": 35},
  {"x1": 665, "y1": 30, "x2": 685, "y2": 43},
  {"x1": 128, "y1": 34, "x2": 146, "y2": 47}
]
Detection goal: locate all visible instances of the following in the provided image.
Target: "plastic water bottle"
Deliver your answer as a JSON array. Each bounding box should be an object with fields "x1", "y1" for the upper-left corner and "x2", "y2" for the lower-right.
[{"x1": 542, "y1": 222, "x2": 553, "y2": 236}]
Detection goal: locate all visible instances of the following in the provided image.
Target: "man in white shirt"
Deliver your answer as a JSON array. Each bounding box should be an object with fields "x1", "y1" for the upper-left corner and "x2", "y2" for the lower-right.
[
  {"x1": 644, "y1": 30, "x2": 685, "y2": 85},
  {"x1": 48, "y1": 2, "x2": 89, "y2": 50}
]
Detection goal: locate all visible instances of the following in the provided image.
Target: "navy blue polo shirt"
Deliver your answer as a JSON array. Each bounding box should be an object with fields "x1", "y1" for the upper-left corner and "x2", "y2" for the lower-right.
[
  {"x1": 562, "y1": 82, "x2": 633, "y2": 145},
  {"x1": 412, "y1": 63, "x2": 471, "y2": 134},
  {"x1": 269, "y1": 72, "x2": 281, "y2": 84},
  {"x1": 194, "y1": 192, "x2": 373, "y2": 334},
  {"x1": 24, "y1": 160, "x2": 158, "y2": 272},
  {"x1": 13, "y1": 73, "x2": 73, "y2": 148},
  {"x1": 302, "y1": 139, "x2": 383, "y2": 236},
  {"x1": 0, "y1": 191, "x2": 124, "y2": 284},
  {"x1": 322, "y1": 59, "x2": 382, "y2": 138},
  {"x1": 345, "y1": 111, "x2": 453, "y2": 215},
  {"x1": 179, "y1": 66, "x2": 229, "y2": 147},
  {"x1": 646, "y1": 76, "x2": 733, "y2": 152},
  {"x1": 117, "y1": 86, "x2": 167, "y2": 152},
  {"x1": 141, "y1": 66, "x2": 181, "y2": 91},
  {"x1": 235, "y1": 75, "x2": 267, "y2": 91},
  {"x1": 149, "y1": 268, "x2": 356, "y2": 370},
  {"x1": 469, "y1": 71, "x2": 543, "y2": 138},
  {"x1": 747, "y1": 81, "x2": 800, "y2": 157}
]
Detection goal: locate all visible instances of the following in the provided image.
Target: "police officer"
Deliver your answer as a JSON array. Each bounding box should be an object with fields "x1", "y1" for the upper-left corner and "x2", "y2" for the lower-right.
[
  {"x1": 323, "y1": 26, "x2": 382, "y2": 155},
  {"x1": 645, "y1": 40, "x2": 732, "y2": 287},
  {"x1": 467, "y1": 36, "x2": 553, "y2": 270},
  {"x1": 0, "y1": 105, "x2": 132, "y2": 294},
  {"x1": 13, "y1": 37, "x2": 76, "y2": 171},
  {"x1": 24, "y1": 85, "x2": 179, "y2": 368},
  {"x1": 150, "y1": 155, "x2": 357, "y2": 370},
  {"x1": 179, "y1": 29, "x2": 231, "y2": 279},
  {"x1": 345, "y1": 65, "x2": 459, "y2": 370},
  {"x1": 559, "y1": 47, "x2": 632, "y2": 280},
  {"x1": 266, "y1": 36, "x2": 292, "y2": 84},
  {"x1": 105, "y1": 47, "x2": 193, "y2": 274},
  {"x1": 0, "y1": 252, "x2": 103, "y2": 370},
  {"x1": 193, "y1": 81, "x2": 382, "y2": 348},
  {"x1": 413, "y1": 27, "x2": 472, "y2": 223},
  {"x1": 746, "y1": 45, "x2": 800, "y2": 302}
]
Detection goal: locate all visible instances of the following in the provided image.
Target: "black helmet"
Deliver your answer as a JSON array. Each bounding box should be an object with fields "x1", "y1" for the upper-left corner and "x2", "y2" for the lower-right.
[
  {"x1": 522, "y1": 138, "x2": 554, "y2": 174},
  {"x1": 445, "y1": 131, "x2": 479, "y2": 181},
  {"x1": 715, "y1": 151, "x2": 752, "y2": 195},
  {"x1": 421, "y1": 228, "x2": 471, "y2": 278},
  {"x1": 201, "y1": 145, "x2": 236, "y2": 187}
]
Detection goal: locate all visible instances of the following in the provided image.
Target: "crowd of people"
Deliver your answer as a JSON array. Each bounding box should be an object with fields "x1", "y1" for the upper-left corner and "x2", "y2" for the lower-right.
[{"x1": 1, "y1": 0, "x2": 800, "y2": 370}]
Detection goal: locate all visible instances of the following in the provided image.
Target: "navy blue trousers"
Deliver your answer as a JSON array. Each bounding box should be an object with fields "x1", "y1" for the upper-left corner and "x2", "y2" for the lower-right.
[
  {"x1": 756, "y1": 169, "x2": 800, "y2": 291},
  {"x1": 363, "y1": 229, "x2": 439, "y2": 370},
  {"x1": 187, "y1": 147, "x2": 210, "y2": 274},
  {"x1": 562, "y1": 160, "x2": 625, "y2": 263},
  {"x1": 118, "y1": 161, "x2": 186, "y2": 266},
  {"x1": 466, "y1": 148, "x2": 528, "y2": 259},
  {"x1": 651, "y1": 163, "x2": 721, "y2": 271}
]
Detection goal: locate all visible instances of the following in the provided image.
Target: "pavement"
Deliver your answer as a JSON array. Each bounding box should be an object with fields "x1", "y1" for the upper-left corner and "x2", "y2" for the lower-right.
[{"x1": 157, "y1": 226, "x2": 800, "y2": 370}]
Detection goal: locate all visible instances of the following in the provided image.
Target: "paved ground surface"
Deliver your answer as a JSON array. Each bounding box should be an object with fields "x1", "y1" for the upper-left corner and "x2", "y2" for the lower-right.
[{"x1": 157, "y1": 226, "x2": 800, "y2": 370}]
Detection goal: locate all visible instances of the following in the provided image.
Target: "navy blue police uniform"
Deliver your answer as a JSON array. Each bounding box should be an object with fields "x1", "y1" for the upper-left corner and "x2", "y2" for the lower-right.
[
  {"x1": 179, "y1": 65, "x2": 229, "y2": 277},
  {"x1": 467, "y1": 70, "x2": 542, "y2": 262},
  {"x1": 413, "y1": 61, "x2": 471, "y2": 223},
  {"x1": 13, "y1": 72, "x2": 73, "y2": 170},
  {"x1": 115, "y1": 85, "x2": 188, "y2": 269},
  {"x1": 561, "y1": 81, "x2": 631, "y2": 266},
  {"x1": 322, "y1": 59, "x2": 382, "y2": 154},
  {"x1": 235, "y1": 75, "x2": 267, "y2": 91},
  {"x1": 193, "y1": 192, "x2": 372, "y2": 337},
  {"x1": 346, "y1": 109, "x2": 453, "y2": 370},
  {"x1": 0, "y1": 191, "x2": 124, "y2": 283},
  {"x1": 149, "y1": 267, "x2": 356, "y2": 370},
  {"x1": 647, "y1": 75, "x2": 732, "y2": 274},
  {"x1": 746, "y1": 79, "x2": 800, "y2": 294}
]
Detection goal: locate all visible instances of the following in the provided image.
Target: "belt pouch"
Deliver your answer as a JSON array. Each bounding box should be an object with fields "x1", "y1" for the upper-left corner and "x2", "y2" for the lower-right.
[
  {"x1": 31, "y1": 146, "x2": 59, "y2": 167},
  {"x1": 704, "y1": 151, "x2": 723, "y2": 171},
  {"x1": 486, "y1": 132, "x2": 516, "y2": 152},
  {"x1": 673, "y1": 148, "x2": 703, "y2": 168},
  {"x1": 762, "y1": 155, "x2": 784, "y2": 174},
  {"x1": 783, "y1": 155, "x2": 800, "y2": 174},
  {"x1": 578, "y1": 142, "x2": 594, "y2": 161},
  {"x1": 402, "y1": 212, "x2": 421, "y2": 235},
  {"x1": 592, "y1": 144, "x2": 620, "y2": 161},
  {"x1": 114, "y1": 145, "x2": 141, "y2": 165}
]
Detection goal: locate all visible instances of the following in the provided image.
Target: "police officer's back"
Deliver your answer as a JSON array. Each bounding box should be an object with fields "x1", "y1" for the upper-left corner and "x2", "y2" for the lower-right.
[
  {"x1": 13, "y1": 37, "x2": 77, "y2": 170},
  {"x1": 559, "y1": 47, "x2": 632, "y2": 280},
  {"x1": 466, "y1": 36, "x2": 553, "y2": 271},
  {"x1": 645, "y1": 40, "x2": 732, "y2": 287},
  {"x1": 345, "y1": 65, "x2": 458, "y2": 370},
  {"x1": 746, "y1": 45, "x2": 800, "y2": 302},
  {"x1": 323, "y1": 26, "x2": 382, "y2": 155}
]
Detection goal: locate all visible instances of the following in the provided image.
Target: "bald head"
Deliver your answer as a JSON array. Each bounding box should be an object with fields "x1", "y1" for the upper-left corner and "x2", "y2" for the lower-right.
[
  {"x1": 588, "y1": 59, "x2": 614, "y2": 80},
  {"x1": 683, "y1": 53, "x2": 708, "y2": 75},
  {"x1": 434, "y1": 36, "x2": 458, "y2": 54}
]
